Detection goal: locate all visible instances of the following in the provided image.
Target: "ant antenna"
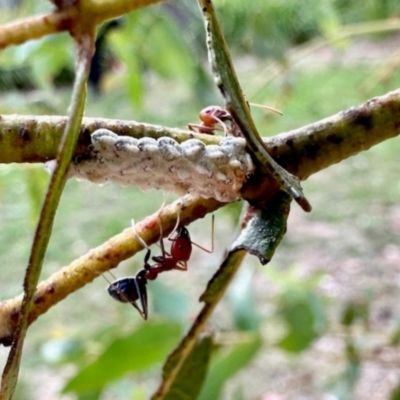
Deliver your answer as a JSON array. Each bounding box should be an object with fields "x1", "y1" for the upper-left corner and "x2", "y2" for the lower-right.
[
  {"x1": 249, "y1": 102, "x2": 283, "y2": 116},
  {"x1": 190, "y1": 214, "x2": 214, "y2": 254},
  {"x1": 169, "y1": 214, "x2": 214, "y2": 254}
]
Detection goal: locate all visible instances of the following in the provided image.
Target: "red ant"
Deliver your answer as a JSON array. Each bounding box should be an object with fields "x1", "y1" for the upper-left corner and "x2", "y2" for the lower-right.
[
  {"x1": 188, "y1": 105, "x2": 238, "y2": 136},
  {"x1": 107, "y1": 216, "x2": 214, "y2": 320},
  {"x1": 188, "y1": 104, "x2": 282, "y2": 136}
]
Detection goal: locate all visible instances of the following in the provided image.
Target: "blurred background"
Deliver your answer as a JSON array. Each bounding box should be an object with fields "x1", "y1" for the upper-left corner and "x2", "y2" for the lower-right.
[{"x1": 1, "y1": 0, "x2": 400, "y2": 399}]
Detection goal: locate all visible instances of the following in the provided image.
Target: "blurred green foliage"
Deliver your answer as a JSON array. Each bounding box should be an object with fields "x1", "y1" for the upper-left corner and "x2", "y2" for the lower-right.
[
  {"x1": 1, "y1": 0, "x2": 400, "y2": 399},
  {"x1": 63, "y1": 321, "x2": 182, "y2": 393},
  {"x1": 1, "y1": 0, "x2": 399, "y2": 113}
]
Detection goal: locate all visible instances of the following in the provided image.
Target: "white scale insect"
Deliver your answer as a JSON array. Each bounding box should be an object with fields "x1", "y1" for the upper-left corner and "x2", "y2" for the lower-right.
[{"x1": 65, "y1": 129, "x2": 254, "y2": 202}]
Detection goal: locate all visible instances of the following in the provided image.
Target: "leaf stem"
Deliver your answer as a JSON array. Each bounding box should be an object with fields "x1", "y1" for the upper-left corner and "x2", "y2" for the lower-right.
[{"x1": 0, "y1": 31, "x2": 94, "y2": 399}]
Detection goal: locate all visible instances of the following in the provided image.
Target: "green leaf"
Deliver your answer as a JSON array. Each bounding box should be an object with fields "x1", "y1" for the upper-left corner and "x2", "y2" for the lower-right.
[
  {"x1": 390, "y1": 323, "x2": 400, "y2": 346},
  {"x1": 390, "y1": 382, "x2": 400, "y2": 400},
  {"x1": 164, "y1": 336, "x2": 213, "y2": 400},
  {"x1": 278, "y1": 300, "x2": 316, "y2": 352},
  {"x1": 333, "y1": 341, "x2": 361, "y2": 400},
  {"x1": 341, "y1": 302, "x2": 357, "y2": 327},
  {"x1": 107, "y1": 9, "x2": 195, "y2": 108},
  {"x1": 107, "y1": 17, "x2": 144, "y2": 108},
  {"x1": 17, "y1": 34, "x2": 73, "y2": 89},
  {"x1": 63, "y1": 321, "x2": 181, "y2": 393},
  {"x1": 76, "y1": 392, "x2": 101, "y2": 400},
  {"x1": 198, "y1": 333, "x2": 262, "y2": 400},
  {"x1": 341, "y1": 298, "x2": 370, "y2": 328},
  {"x1": 41, "y1": 338, "x2": 85, "y2": 365},
  {"x1": 125, "y1": 58, "x2": 144, "y2": 109},
  {"x1": 278, "y1": 293, "x2": 325, "y2": 353},
  {"x1": 228, "y1": 266, "x2": 261, "y2": 331},
  {"x1": 142, "y1": 15, "x2": 194, "y2": 83}
]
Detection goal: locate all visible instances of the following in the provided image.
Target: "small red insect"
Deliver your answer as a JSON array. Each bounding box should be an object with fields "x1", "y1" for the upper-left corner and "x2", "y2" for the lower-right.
[
  {"x1": 142, "y1": 215, "x2": 214, "y2": 280},
  {"x1": 188, "y1": 104, "x2": 282, "y2": 136},
  {"x1": 188, "y1": 105, "x2": 240, "y2": 136}
]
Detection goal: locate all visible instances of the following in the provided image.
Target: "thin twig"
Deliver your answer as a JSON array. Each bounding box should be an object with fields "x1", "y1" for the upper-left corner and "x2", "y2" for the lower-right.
[
  {"x1": 151, "y1": 250, "x2": 247, "y2": 399},
  {"x1": 197, "y1": 0, "x2": 310, "y2": 211}
]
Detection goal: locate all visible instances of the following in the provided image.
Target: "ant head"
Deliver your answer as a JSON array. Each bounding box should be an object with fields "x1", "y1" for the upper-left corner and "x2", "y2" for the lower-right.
[{"x1": 199, "y1": 106, "x2": 230, "y2": 125}]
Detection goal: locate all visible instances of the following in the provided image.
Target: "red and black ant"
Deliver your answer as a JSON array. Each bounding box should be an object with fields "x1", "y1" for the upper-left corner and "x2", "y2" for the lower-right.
[
  {"x1": 107, "y1": 216, "x2": 214, "y2": 320},
  {"x1": 188, "y1": 104, "x2": 282, "y2": 136},
  {"x1": 188, "y1": 105, "x2": 243, "y2": 137}
]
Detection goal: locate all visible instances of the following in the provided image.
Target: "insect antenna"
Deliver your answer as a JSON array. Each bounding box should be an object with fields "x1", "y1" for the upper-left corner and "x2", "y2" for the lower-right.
[{"x1": 189, "y1": 214, "x2": 215, "y2": 254}]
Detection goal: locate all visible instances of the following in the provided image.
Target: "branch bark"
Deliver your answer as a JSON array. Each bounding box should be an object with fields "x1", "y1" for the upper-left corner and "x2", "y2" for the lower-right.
[
  {"x1": 0, "y1": 0, "x2": 164, "y2": 50},
  {"x1": 1, "y1": 88, "x2": 399, "y2": 181}
]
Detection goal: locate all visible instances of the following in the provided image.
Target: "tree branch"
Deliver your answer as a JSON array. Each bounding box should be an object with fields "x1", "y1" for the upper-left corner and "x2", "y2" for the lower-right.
[
  {"x1": 0, "y1": 0, "x2": 165, "y2": 50},
  {"x1": 0, "y1": 196, "x2": 222, "y2": 345},
  {"x1": 1, "y1": 88, "x2": 399, "y2": 181}
]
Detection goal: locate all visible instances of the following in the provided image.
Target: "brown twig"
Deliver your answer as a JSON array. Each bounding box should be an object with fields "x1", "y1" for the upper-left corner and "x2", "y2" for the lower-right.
[{"x1": 151, "y1": 250, "x2": 247, "y2": 399}]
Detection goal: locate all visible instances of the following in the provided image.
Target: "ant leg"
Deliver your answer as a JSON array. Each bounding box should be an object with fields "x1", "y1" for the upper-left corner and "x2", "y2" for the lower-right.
[
  {"x1": 143, "y1": 249, "x2": 160, "y2": 280},
  {"x1": 144, "y1": 248, "x2": 151, "y2": 266},
  {"x1": 190, "y1": 214, "x2": 215, "y2": 254},
  {"x1": 169, "y1": 215, "x2": 215, "y2": 270},
  {"x1": 131, "y1": 219, "x2": 151, "y2": 251},
  {"x1": 187, "y1": 123, "x2": 223, "y2": 135},
  {"x1": 134, "y1": 270, "x2": 148, "y2": 320},
  {"x1": 174, "y1": 261, "x2": 187, "y2": 271}
]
